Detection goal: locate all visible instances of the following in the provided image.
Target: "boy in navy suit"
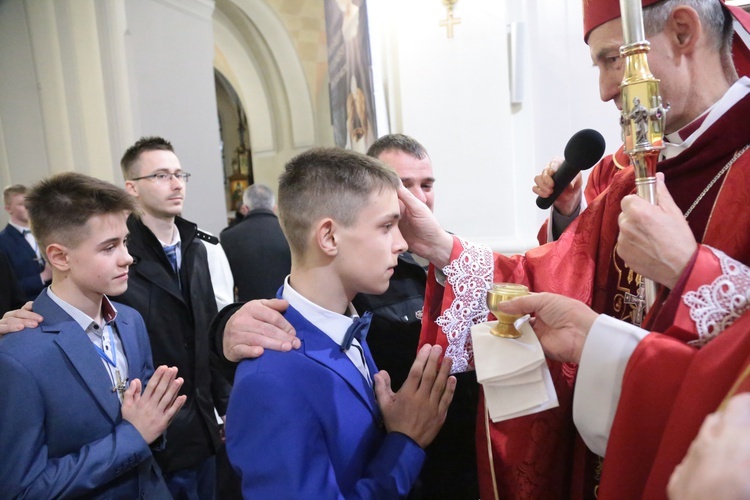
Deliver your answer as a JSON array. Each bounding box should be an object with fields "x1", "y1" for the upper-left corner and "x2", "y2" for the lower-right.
[
  {"x1": 0, "y1": 184, "x2": 52, "y2": 301},
  {"x1": 226, "y1": 148, "x2": 456, "y2": 498},
  {"x1": 0, "y1": 172, "x2": 186, "y2": 498}
]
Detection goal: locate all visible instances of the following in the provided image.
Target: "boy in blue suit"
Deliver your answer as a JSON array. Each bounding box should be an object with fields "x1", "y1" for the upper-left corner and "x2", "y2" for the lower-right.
[
  {"x1": 0, "y1": 172, "x2": 186, "y2": 498},
  {"x1": 226, "y1": 148, "x2": 457, "y2": 498},
  {"x1": 0, "y1": 184, "x2": 52, "y2": 301}
]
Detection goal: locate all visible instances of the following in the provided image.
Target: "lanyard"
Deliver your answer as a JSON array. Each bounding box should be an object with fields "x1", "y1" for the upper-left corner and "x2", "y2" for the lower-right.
[{"x1": 92, "y1": 323, "x2": 117, "y2": 368}]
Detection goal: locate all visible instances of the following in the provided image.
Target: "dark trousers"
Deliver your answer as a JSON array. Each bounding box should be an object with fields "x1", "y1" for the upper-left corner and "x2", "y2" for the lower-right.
[{"x1": 164, "y1": 456, "x2": 216, "y2": 500}]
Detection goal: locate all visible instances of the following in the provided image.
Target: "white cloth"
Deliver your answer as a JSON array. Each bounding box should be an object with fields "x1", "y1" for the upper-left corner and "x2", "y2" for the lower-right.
[
  {"x1": 471, "y1": 316, "x2": 558, "y2": 422},
  {"x1": 573, "y1": 314, "x2": 648, "y2": 456}
]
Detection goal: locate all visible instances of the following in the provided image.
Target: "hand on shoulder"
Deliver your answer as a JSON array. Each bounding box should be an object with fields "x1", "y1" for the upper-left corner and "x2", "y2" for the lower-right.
[
  {"x1": 223, "y1": 298, "x2": 299, "y2": 362},
  {"x1": 0, "y1": 302, "x2": 42, "y2": 335}
]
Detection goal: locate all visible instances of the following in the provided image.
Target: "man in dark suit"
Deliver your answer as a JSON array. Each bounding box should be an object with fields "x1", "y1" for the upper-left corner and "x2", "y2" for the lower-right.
[
  {"x1": 220, "y1": 184, "x2": 291, "y2": 302},
  {"x1": 0, "y1": 185, "x2": 52, "y2": 301}
]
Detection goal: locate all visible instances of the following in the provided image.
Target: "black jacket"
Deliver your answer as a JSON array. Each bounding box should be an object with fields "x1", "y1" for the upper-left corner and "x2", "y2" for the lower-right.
[
  {"x1": 220, "y1": 208, "x2": 292, "y2": 302},
  {"x1": 115, "y1": 215, "x2": 231, "y2": 473}
]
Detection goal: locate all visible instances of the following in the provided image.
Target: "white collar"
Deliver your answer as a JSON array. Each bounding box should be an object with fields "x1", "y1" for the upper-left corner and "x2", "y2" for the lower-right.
[
  {"x1": 281, "y1": 275, "x2": 359, "y2": 346},
  {"x1": 662, "y1": 77, "x2": 750, "y2": 160}
]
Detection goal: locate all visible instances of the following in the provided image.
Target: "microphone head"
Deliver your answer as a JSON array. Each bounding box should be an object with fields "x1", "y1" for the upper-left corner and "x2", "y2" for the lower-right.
[{"x1": 564, "y1": 129, "x2": 606, "y2": 171}]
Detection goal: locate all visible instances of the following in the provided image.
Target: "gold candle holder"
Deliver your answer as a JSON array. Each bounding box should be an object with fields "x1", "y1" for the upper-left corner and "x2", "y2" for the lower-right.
[{"x1": 486, "y1": 283, "x2": 529, "y2": 338}]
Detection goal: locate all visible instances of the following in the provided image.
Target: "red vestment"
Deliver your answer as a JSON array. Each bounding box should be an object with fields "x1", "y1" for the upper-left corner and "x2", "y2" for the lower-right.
[
  {"x1": 600, "y1": 246, "x2": 750, "y2": 499},
  {"x1": 421, "y1": 87, "x2": 750, "y2": 499}
]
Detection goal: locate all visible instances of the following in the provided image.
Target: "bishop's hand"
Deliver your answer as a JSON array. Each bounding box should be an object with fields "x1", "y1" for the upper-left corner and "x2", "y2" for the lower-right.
[
  {"x1": 532, "y1": 156, "x2": 583, "y2": 216},
  {"x1": 493, "y1": 292, "x2": 598, "y2": 364},
  {"x1": 397, "y1": 185, "x2": 453, "y2": 269},
  {"x1": 617, "y1": 173, "x2": 697, "y2": 289}
]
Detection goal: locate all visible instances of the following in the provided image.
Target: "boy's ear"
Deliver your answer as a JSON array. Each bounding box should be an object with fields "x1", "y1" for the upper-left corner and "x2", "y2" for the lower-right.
[
  {"x1": 316, "y1": 218, "x2": 338, "y2": 257},
  {"x1": 46, "y1": 243, "x2": 70, "y2": 272}
]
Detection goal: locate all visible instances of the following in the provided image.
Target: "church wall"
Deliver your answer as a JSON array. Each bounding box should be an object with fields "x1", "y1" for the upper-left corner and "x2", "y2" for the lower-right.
[
  {"x1": 121, "y1": 0, "x2": 226, "y2": 234},
  {"x1": 0, "y1": 0, "x2": 228, "y2": 234},
  {"x1": 372, "y1": 0, "x2": 621, "y2": 254},
  {"x1": 0, "y1": 1, "x2": 49, "y2": 230}
]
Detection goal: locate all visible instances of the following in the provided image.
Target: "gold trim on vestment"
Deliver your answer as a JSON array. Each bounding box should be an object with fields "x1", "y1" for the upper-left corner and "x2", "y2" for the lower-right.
[
  {"x1": 719, "y1": 364, "x2": 750, "y2": 412},
  {"x1": 484, "y1": 405, "x2": 500, "y2": 500}
]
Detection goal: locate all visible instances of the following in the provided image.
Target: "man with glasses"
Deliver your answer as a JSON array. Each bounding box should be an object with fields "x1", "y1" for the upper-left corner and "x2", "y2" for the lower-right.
[{"x1": 118, "y1": 136, "x2": 231, "y2": 499}]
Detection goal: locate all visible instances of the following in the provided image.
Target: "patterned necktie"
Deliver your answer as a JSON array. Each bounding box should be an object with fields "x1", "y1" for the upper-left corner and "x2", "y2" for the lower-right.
[
  {"x1": 340, "y1": 311, "x2": 373, "y2": 351},
  {"x1": 163, "y1": 243, "x2": 181, "y2": 288}
]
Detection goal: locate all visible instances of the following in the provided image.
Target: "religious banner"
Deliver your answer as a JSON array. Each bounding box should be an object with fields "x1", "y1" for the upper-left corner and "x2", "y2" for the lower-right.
[{"x1": 324, "y1": 0, "x2": 377, "y2": 153}]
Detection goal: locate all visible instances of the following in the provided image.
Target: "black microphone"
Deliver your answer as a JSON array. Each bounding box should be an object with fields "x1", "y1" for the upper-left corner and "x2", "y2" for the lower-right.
[{"x1": 536, "y1": 129, "x2": 606, "y2": 210}]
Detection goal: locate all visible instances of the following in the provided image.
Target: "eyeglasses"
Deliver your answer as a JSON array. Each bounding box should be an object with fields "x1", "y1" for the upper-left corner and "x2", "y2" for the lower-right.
[{"x1": 131, "y1": 172, "x2": 191, "y2": 183}]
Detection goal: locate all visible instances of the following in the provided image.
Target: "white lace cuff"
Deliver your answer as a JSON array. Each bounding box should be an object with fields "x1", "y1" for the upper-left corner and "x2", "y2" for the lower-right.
[
  {"x1": 683, "y1": 247, "x2": 750, "y2": 347},
  {"x1": 435, "y1": 237, "x2": 494, "y2": 372}
]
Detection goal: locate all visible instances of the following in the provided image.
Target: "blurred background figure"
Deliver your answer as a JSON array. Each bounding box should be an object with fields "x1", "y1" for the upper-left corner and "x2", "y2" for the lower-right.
[{"x1": 221, "y1": 184, "x2": 291, "y2": 302}]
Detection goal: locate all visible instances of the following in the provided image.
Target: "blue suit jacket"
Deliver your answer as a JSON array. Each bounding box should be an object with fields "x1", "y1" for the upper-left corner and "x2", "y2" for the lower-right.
[
  {"x1": 0, "y1": 224, "x2": 45, "y2": 301},
  {"x1": 0, "y1": 291, "x2": 170, "y2": 499},
  {"x1": 226, "y1": 304, "x2": 425, "y2": 499}
]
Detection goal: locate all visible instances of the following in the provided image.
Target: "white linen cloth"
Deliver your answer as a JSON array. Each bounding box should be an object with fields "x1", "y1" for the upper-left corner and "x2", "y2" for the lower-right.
[{"x1": 471, "y1": 316, "x2": 559, "y2": 422}]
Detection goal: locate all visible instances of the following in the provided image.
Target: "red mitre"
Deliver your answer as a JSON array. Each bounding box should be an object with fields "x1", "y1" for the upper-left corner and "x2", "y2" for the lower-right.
[
  {"x1": 582, "y1": 0, "x2": 750, "y2": 77},
  {"x1": 582, "y1": 0, "x2": 661, "y2": 42}
]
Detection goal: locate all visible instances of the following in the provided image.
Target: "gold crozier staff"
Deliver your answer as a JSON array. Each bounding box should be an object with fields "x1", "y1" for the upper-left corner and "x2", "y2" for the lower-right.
[{"x1": 618, "y1": 0, "x2": 669, "y2": 323}]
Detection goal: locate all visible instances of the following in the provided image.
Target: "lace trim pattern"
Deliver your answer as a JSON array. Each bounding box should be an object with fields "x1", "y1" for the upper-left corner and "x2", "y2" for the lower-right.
[
  {"x1": 683, "y1": 247, "x2": 750, "y2": 347},
  {"x1": 435, "y1": 237, "x2": 493, "y2": 372}
]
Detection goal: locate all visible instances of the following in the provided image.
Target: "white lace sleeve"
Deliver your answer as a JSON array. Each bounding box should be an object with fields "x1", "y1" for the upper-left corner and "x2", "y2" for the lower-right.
[
  {"x1": 435, "y1": 238, "x2": 494, "y2": 372},
  {"x1": 683, "y1": 247, "x2": 750, "y2": 347}
]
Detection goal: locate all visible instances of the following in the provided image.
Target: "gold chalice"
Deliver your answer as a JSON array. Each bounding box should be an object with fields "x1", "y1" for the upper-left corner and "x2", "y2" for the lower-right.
[{"x1": 486, "y1": 283, "x2": 529, "y2": 338}]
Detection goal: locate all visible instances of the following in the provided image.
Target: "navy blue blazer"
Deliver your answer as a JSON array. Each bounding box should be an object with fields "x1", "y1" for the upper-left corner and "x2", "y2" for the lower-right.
[
  {"x1": 226, "y1": 303, "x2": 425, "y2": 498},
  {"x1": 0, "y1": 291, "x2": 170, "y2": 498},
  {"x1": 0, "y1": 224, "x2": 45, "y2": 301}
]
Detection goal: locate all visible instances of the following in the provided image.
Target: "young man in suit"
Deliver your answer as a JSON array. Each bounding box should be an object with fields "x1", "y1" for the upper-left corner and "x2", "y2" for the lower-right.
[
  {"x1": 226, "y1": 148, "x2": 456, "y2": 498},
  {"x1": 119, "y1": 136, "x2": 231, "y2": 498},
  {"x1": 0, "y1": 184, "x2": 52, "y2": 301},
  {"x1": 0, "y1": 172, "x2": 185, "y2": 498}
]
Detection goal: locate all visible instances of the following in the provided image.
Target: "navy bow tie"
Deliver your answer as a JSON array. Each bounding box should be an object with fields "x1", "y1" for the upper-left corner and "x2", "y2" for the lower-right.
[{"x1": 341, "y1": 312, "x2": 373, "y2": 351}]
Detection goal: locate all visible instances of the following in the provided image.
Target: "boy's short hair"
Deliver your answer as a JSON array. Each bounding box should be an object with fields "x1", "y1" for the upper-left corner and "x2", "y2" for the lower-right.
[
  {"x1": 25, "y1": 172, "x2": 136, "y2": 251},
  {"x1": 120, "y1": 136, "x2": 174, "y2": 179},
  {"x1": 366, "y1": 134, "x2": 429, "y2": 161},
  {"x1": 3, "y1": 184, "x2": 27, "y2": 206},
  {"x1": 278, "y1": 147, "x2": 400, "y2": 256}
]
